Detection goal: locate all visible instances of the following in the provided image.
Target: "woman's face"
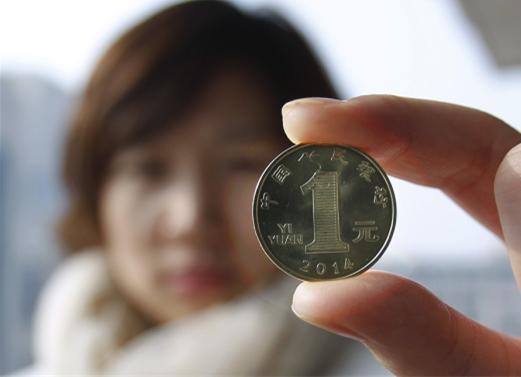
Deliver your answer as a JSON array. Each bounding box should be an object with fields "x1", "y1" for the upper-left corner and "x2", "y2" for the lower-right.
[{"x1": 100, "y1": 69, "x2": 286, "y2": 323}]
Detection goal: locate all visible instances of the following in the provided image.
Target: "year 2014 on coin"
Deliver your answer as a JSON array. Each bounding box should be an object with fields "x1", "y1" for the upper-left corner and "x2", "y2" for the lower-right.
[{"x1": 253, "y1": 144, "x2": 396, "y2": 281}]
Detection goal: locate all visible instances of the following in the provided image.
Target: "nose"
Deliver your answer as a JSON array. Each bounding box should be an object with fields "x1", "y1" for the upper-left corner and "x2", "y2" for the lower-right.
[{"x1": 152, "y1": 161, "x2": 221, "y2": 250}]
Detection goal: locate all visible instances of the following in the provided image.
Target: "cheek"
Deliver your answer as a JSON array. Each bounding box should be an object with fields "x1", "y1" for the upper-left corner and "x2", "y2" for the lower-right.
[
  {"x1": 100, "y1": 180, "x2": 155, "y2": 298},
  {"x1": 101, "y1": 180, "x2": 144, "y2": 253},
  {"x1": 223, "y1": 175, "x2": 278, "y2": 284}
]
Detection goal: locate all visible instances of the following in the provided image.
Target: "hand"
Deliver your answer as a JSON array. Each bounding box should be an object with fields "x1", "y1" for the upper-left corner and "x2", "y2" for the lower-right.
[{"x1": 282, "y1": 95, "x2": 521, "y2": 375}]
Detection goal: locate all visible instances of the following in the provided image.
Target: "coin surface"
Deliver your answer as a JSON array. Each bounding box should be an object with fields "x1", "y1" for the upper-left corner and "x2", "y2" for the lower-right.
[{"x1": 253, "y1": 144, "x2": 396, "y2": 281}]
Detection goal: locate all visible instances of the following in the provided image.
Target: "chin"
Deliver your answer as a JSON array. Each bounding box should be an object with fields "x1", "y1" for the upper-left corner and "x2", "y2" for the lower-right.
[{"x1": 153, "y1": 290, "x2": 239, "y2": 323}]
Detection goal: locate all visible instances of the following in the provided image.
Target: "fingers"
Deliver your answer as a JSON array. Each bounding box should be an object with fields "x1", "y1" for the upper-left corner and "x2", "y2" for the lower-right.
[
  {"x1": 495, "y1": 143, "x2": 521, "y2": 290},
  {"x1": 282, "y1": 95, "x2": 521, "y2": 236},
  {"x1": 292, "y1": 271, "x2": 521, "y2": 376}
]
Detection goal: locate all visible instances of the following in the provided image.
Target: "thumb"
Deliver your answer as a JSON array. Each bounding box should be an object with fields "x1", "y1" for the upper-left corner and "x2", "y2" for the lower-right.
[{"x1": 292, "y1": 271, "x2": 521, "y2": 375}]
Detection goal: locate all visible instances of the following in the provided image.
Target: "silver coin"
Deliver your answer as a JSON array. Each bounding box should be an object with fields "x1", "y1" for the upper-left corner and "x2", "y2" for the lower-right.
[{"x1": 253, "y1": 144, "x2": 396, "y2": 281}]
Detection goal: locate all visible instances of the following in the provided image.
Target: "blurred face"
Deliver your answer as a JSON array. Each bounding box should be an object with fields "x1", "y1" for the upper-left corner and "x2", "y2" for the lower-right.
[{"x1": 100, "y1": 69, "x2": 285, "y2": 323}]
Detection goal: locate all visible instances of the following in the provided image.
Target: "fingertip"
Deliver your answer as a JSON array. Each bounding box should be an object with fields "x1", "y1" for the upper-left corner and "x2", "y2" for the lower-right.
[
  {"x1": 281, "y1": 97, "x2": 344, "y2": 143},
  {"x1": 291, "y1": 272, "x2": 389, "y2": 323},
  {"x1": 494, "y1": 141, "x2": 521, "y2": 288},
  {"x1": 495, "y1": 142, "x2": 521, "y2": 191},
  {"x1": 291, "y1": 280, "x2": 365, "y2": 340},
  {"x1": 291, "y1": 281, "x2": 315, "y2": 319}
]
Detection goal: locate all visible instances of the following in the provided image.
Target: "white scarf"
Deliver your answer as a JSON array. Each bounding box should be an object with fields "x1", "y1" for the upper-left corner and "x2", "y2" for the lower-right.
[{"x1": 33, "y1": 251, "x2": 350, "y2": 375}]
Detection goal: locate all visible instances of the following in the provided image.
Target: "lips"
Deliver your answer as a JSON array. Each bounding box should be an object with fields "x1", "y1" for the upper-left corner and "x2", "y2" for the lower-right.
[{"x1": 158, "y1": 267, "x2": 233, "y2": 297}]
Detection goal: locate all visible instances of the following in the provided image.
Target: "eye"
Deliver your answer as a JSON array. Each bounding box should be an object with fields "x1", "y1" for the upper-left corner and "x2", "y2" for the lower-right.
[
  {"x1": 224, "y1": 158, "x2": 264, "y2": 173},
  {"x1": 135, "y1": 158, "x2": 169, "y2": 181}
]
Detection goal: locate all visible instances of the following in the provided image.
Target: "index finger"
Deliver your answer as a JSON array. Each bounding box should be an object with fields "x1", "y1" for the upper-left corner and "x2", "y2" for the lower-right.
[{"x1": 282, "y1": 95, "x2": 521, "y2": 237}]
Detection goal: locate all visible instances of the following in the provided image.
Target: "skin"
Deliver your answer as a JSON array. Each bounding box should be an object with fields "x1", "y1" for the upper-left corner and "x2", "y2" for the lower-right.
[
  {"x1": 285, "y1": 95, "x2": 521, "y2": 375},
  {"x1": 100, "y1": 69, "x2": 285, "y2": 323}
]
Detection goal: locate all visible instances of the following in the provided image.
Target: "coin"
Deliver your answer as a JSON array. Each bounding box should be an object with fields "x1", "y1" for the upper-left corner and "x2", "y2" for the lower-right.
[{"x1": 253, "y1": 144, "x2": 396, "y2": 281}]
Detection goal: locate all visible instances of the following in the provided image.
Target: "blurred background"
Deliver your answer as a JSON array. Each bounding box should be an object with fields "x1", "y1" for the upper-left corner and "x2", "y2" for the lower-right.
[{"x1": 1, "y1": 0, "x2": 520, "y2": 373}]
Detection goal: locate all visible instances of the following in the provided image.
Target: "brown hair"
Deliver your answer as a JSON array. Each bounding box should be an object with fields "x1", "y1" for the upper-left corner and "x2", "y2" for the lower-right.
[{"x1": 58, "y1": 0, "x2": 339, "y2": 252}]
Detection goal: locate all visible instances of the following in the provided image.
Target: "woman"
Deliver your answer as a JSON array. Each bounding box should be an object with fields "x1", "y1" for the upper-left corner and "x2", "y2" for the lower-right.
[
  {"x1": 29, "y1": 1, "x2": 384, "y2": 375},
  {"x1": 30, "y1": 1, "x2": 521, "y2": 374}
]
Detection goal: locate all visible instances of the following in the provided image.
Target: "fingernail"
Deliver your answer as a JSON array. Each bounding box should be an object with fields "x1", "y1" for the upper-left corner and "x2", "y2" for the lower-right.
[
  {"x1": 282, "y1": 97, "x2": 343, "y2": 117},
  {"x1": 281, "y1": 97, "x2": 345, "y2": 144},
  {"x1": 496, "y1": 142, "x2": 521, "y2": 249},
  {"x1": 290, "y1": 283, "x2": 314, "y2": 319},
  {"x1": 495, "y1": 142, "x2": 521, "y2": 288}
]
